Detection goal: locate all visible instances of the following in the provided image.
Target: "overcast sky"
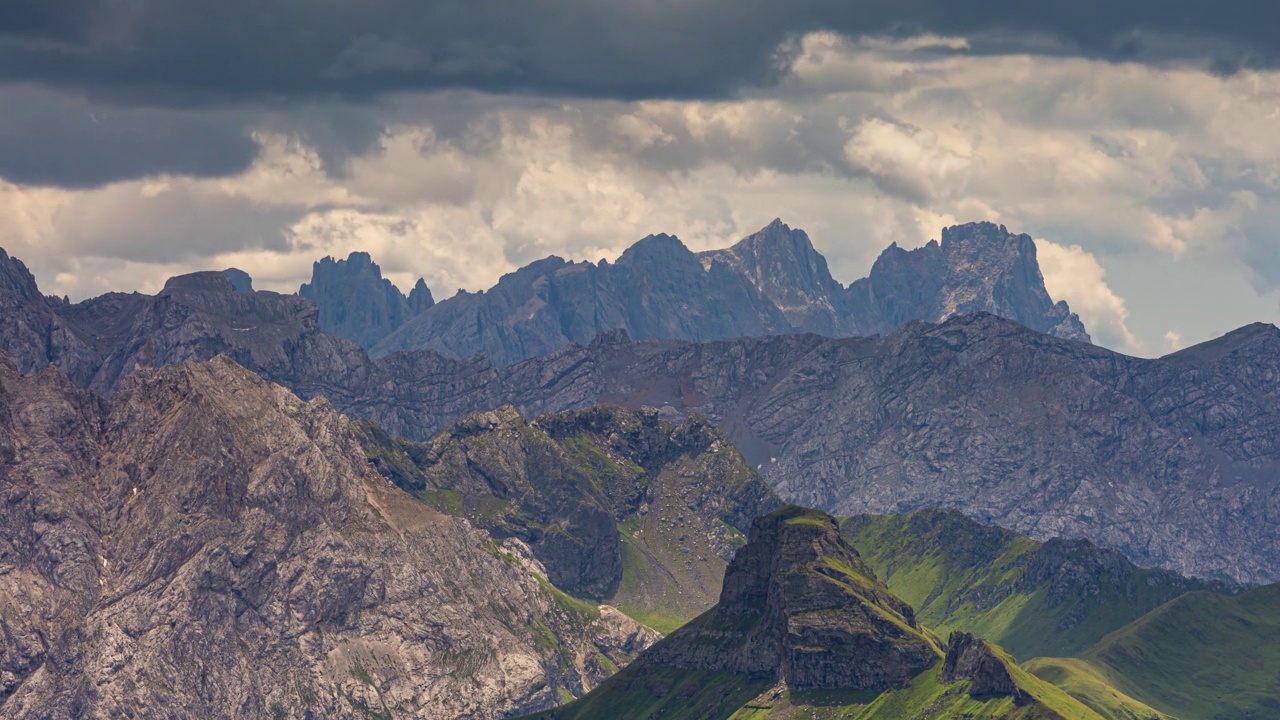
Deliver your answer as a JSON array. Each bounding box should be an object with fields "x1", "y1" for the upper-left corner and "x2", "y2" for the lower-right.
[{"x1": 3, "y1": 1, "x2": 1280, "y2": 356}]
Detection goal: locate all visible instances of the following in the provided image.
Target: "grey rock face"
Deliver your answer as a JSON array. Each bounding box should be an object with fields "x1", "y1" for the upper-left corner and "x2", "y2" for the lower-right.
[
  {"x1": 941, "y1": 632, "x2": 1030, "y2": 703},
  {"x1": 846, "y1": 222, "x2": 1089, "y2": 341},
  {"x1": 640, "y1": 506, "x2": 939, "y2": 691},
  {"x1": 371, "y1": 233, "x2": 790, "y2": 365},
  {"x1": 221, "y1": 267, "x2": 254, "y2": 292},
  {"x1": 0, "y1": 354, "x2": 656, "y2": 719},
  {"x1": 371, "y1": 219, "x2": 1089, "y2": 364},
  {"x1": 299, "y1": 251, "x2": 434, "y2": 349}
]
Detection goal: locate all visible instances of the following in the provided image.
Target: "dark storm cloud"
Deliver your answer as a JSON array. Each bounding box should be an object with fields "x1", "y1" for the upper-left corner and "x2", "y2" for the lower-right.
[
  {"x1": 0, "y1": 86, "x2": 258, "y2": 187},
  {"x1": 1, "y1": 0, "x2": 1278, "y2": 105}
]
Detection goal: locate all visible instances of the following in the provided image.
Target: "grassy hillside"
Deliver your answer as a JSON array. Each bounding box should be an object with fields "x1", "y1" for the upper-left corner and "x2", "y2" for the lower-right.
[
  {"x1": 1061, "y1": 584, "x2": 1280, "y2": 720},
  {"x1": 1024, "y1": 659, "x2": 1168, "y2": 720},
  {"x1": 525, "y1": 656, "x2": 1103, "y2": 720},
  {"x1": 842, "y1": 510, "x2": 1221, "y2": 659}
]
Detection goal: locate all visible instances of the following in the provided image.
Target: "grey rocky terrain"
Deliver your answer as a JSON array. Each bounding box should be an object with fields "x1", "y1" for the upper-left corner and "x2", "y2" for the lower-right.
[
  {"x1": 0, "y1": 354, "x2": 656, "y2": 718},
  {"x1": 299, "y1": 251, "x2": 434, "y2": 349},
  {"x1": 2, "y1": 241, "x2": 1277, "y2": 585},
  {"x1": 371, "y1": 219, "x2": 1089, "y2": 364}
]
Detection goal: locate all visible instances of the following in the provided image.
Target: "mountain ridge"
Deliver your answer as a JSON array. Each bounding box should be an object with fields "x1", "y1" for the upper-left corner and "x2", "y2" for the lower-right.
[{"x1": 370, "y1": 219, "x2": 1090, "y2": 363}]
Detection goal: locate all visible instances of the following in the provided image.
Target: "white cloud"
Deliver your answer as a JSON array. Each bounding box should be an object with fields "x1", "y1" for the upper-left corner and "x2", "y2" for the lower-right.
[
  {"x1": 5, "y1": 33, "x2": 1280, "y2": 353},
  {"x1": 1036, "y1": 238, "x2": 1143, "y2": 354},
  {"x1": 1164, "y1": 330, "x2": 1184, "y2": 352}
]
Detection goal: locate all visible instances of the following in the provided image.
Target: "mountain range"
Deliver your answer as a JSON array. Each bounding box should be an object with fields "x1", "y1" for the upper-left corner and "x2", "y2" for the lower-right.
[
  {"x1": 1, "y1": 233, "x2": 1277, "y2": 584},
  {"x1": 360, "y1": 219, "x2": 1089, "y2": 362}
]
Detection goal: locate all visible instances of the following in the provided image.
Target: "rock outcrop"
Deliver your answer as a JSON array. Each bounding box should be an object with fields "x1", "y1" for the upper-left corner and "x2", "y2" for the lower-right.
[
  {"x1": 299, "y1": 251, "x2": 434, "y2": 349},
  {"x1": 641, "y1": 506, "x2": 939, "y2": 691},
  {"x1": 941, "y1": 632, "x2": 1031, "y2": 704},
  {"x1": 0, "y1": 353, "x2": 656, "y2": 718},
  {"x1": 371, "y1": 219, "x2": 1089, "y2": 363}
]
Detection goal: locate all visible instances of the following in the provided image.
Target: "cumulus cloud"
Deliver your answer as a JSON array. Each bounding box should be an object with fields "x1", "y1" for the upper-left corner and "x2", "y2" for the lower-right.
[
  {"x1": 1035, "y1": 239, "x2": 1142, "y2": 353},
  {"x1": 2, "y1": 32, "x2": 1280, "y2": 354}
]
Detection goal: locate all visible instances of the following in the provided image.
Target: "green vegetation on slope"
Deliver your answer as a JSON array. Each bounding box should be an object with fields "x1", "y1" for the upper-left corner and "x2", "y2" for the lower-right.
[
  {"x1": 1062, "y1": 584, "x2": 1280, "y2": 720},
  {"x1": 1024, "y1": 658, "x2": 1168, "y2": 720},
  {"x1": 842, "y1": 510, "x2": 1221, "y2": 660},
  {"x1": 522, "y1": 659, "x2": 1103, "y2": 720}
]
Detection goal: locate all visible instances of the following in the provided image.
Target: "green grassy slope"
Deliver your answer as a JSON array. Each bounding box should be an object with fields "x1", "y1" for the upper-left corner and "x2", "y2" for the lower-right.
[
  {"x1": 1024, "y1": 658, "x2": 1169, "y2": 720},
  {"x1": 1063, "y1": 584, "x2": 1280, "y2": 720},
  {"x1": 522, "y1": 657, "x2": 1103, "y2": 720},
  {"x1": 842, "y1": 510, "x2": 1220, "y2": 660}
]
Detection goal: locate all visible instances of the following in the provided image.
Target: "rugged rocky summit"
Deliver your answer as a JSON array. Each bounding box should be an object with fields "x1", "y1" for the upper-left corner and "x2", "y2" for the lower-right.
[
  {"x1": 370, "y1": 232, "x2": 790, "y2": 364},
  {"x1": 299, "y1": 251, "x2": 434, "y2": 349},
  {"x1": 0, "y1": 353, "x2": 656, "y2": 718},
  {"x1": 847, "y1": 222, "x2": 1088, "y2": 341},
  {"x1": 356, "y1": 404, "x2": 781, "y2": 631},
  {"x1": 642, "y1": 506, "x2": 940, "y2": 690},
  {"x1": 371, "y1": 219, "x2": 1088, "y2": 363},
  {"x1": 941, "y1": 632, "x2": 1031, "y2": 704}
]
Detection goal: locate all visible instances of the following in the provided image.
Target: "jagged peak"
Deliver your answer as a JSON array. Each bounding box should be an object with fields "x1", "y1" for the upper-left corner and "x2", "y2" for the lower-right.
[{"x1": 616, "y1": 232, "x2": 695, "y2": 266}]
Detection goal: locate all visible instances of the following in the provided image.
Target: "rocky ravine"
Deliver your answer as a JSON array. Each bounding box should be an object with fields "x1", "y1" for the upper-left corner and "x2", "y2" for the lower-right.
[
  {"x1": 0, "y1": 353, "x2": 656, "y2": 719},
  {"x1": 371, "y1": 219, "x2": 1089, "y2": 364}
]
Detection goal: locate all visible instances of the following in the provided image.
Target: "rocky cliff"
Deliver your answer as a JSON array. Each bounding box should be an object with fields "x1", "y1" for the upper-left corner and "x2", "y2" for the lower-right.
[
  {"x1": 641, "y1": 506, "x2": 940, "y2": 690},
  {"x1": 0, "y1": 353, "x2": 656, "y2": 719},
  {"x1": 847, "y1": 222, "x2": 1088, "y2": 341},
  {"x1": 299, "y1": 251, "x2": 434, "y2": 349},
  {"x1": 371, "y1": 219, "x2": 1089, "y2": 364}
]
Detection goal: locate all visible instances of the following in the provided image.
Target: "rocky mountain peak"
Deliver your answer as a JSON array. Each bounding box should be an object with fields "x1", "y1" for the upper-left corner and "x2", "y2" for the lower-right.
[
  {"x1": 848, "y1": 222, "x2": 1090, "y2": 342},
  {"x1": 643, "y1": 505, "x2": 939, "y2": 691},
  {"x1": 615, "y1": 232, "x2": 696, "y2": 269},
  {"x1": 940, "y1": 632, "x2": 1032, "y2": 704},
  {"x1": 0, "y1": 247, "x2": 45, "y2": 304},
  {"x1": 162, "y1": 270, "x2": 239, "y2": 294},
  {"x1": 221, "y1": 268, "x2": 254, "y2": 293},
  {"x1": 699, "y1": 219, "x2": 847, "y2": 335},
  {"x1": 299, "y1": 251, "x2": 434, "y2": 349}
]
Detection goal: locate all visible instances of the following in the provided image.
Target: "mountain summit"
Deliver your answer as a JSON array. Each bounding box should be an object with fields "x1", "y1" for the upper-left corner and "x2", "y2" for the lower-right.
[
  {"x1": 299, "y1": 251, "x2": 434, "y2": 349},
  {"x1": 526, "y1": 506, "x2": 1105, "y2": 719},
  {"x1": 371, "y1": 220, "x2": 1089, "y2": 364}
]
